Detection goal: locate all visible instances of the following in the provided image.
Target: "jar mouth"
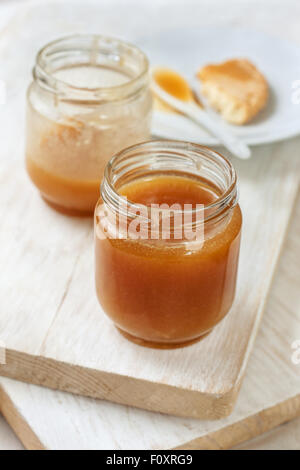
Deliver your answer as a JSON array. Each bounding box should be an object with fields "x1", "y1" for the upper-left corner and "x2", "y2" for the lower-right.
[
  {"x1": 33, "y1": 34, "x2": 149, "y2": 102},
  {"x1": 101, "y1": 140, "x2": 238, "y2": 223}
]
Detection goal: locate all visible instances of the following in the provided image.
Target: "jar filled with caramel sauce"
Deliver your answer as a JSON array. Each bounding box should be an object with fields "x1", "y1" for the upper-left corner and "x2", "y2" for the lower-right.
[
  {"x1": 26, "y1": 35, "x2": 152, "y2": 215},
  {"x1": 95, "y1": 141, "x2": 242, "y2": 348}
]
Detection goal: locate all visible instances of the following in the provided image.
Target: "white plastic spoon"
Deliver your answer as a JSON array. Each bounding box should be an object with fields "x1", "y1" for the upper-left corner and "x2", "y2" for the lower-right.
[{"x1": 151, "y1": 67, "x2": 251, "y2": 160}]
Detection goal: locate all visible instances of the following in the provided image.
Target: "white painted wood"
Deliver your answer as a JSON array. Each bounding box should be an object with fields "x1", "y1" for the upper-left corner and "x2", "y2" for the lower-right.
[
  {"x1": 234, "y1": 417, "x2": 300, "y2": 450},
  {"x1": 0, "y1": 415, "x2": 23, "y2": 450},
  {"x1": 0, "y1": 187, "x2": 299, "y2": 450},
  {"x1": 0, "y1": 0, "x2": 299, "y2": 419},
  {"x1": 0, "y1": 0, "x2": 299, "y2": 449}
]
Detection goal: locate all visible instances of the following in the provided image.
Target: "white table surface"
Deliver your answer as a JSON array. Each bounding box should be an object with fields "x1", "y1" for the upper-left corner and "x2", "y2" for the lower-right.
[{"x1": 0, "y1": 0, "x2": 299, "y2": 451}]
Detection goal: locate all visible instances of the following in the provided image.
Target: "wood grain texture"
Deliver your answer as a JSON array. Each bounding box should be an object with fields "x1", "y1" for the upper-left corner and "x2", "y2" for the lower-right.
[
  {"x1": 234, "y1": 415, "x2": 300, "y2": 450},
  {"x1": 0, "y1": 0, "x2": 299, "y2": 449},
  {"x1": 0, "y1": 186, "x2": 299, "y2": 449},
  {"x1": 0, "y1": 0, "x2": 299, "y2": 419}
]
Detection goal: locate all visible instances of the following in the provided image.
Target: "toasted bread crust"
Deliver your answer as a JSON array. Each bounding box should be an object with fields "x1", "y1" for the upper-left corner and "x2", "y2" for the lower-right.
[{"x1": 197, "y1": 59, "x2": 268, "y2": 124}]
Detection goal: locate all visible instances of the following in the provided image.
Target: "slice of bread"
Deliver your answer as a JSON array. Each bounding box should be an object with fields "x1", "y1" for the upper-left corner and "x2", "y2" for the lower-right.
[{"x1": 197, "y1": 59, "x2": 268, "y2": 125}]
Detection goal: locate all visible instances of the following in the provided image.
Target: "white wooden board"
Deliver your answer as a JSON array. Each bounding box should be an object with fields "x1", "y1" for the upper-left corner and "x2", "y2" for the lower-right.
[
  {"x1": 234, "y1": 417, "x2": 300, "y2": 450},
  {"x1": 0, "y1": 414, "x2": 23, "y2": 450},
  {"x1": 0, "y1": 0, "x2": 299, "y2": 419},
  {"x1": 0, "y1": 187, "x2": 299, "y2": 450}
]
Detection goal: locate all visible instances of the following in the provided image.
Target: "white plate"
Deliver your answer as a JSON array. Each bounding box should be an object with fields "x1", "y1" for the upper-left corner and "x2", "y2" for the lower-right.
[{"x1": 137, "y1": 27, "x2": 300, "y2": 146}]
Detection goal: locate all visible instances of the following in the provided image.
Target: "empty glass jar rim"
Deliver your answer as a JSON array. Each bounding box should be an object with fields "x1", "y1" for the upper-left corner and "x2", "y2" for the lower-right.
[{"x1": 33, "y1": 34, "x2": 149, "y2": 101}]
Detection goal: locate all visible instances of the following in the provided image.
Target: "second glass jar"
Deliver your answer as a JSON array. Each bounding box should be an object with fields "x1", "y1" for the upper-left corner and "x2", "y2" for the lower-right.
[
  {"x1": 95, "y1": 141, "x2": 242, "y2": 348},
  {"x1": 26, "y1": 34, "x2": 152, "y2": 215}
]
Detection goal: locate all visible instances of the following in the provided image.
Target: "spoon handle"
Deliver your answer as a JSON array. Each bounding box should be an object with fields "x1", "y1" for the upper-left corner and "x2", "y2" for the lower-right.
[
  {"x1": 187, "y1": 104, "x2": 251, "y2": 160},
  {"x1": 151, "y1": 78, "x2": 251, "y2": 160}
]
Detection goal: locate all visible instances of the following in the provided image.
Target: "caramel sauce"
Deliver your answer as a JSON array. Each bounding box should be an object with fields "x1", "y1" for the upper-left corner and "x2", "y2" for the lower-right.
[
  {"x1": 202, "y1": 59, "x2": 254, "y2": 82},
  {"x1": 119, "y1": 175, "x2": 217, "y2": 206},
  {"x1": 153, "y1": 67, "x2": 202, "y2": 114},
  {"x1": 27, "y1": 158, "x2": 99, "y2": 215},
  {"x1": 26, "y1": 59, "x2": 151, "y2": 216},
  {"x1": 95, "y1": 175, "x2": 242, "y2": 348},
  {"x1": 153, "y1": 67, "x2": 193, "y2": 102}
]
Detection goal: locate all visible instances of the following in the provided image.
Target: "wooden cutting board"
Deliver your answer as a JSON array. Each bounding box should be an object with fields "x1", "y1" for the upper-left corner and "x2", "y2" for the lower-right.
[
  {"x1": 0, "y1": 413, "x2": 23, "y2": 450},
  {"x1": 0, "y1": 1, "x2": 299, "y2": 419},
  {"x1": 0, "y1": 188, "x2": 299, "y2": 450}
]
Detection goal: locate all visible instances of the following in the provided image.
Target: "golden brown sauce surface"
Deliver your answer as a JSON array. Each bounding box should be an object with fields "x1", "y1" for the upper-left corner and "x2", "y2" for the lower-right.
[
  {"x1": 203, "y1": 59, "x2": 254, "y2": 82},
  {"x1": 95, "y1": 175, "x2": 242, "y2": 347},
  {"x1": 119, "y1": 175, "x2": 217, "y2": 207},
  {"x1": 154, "y1": 68, "x2": 193, "y2": 102}
]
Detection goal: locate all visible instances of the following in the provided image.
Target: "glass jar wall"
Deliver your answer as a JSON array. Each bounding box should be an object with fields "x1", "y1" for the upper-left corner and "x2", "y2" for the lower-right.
[
  {"x1": 95, "y1": 141, "x2": 242, "y2": 348},
  {"x1": 26, "y1": 35, "x2": 152, "y2": 215}
]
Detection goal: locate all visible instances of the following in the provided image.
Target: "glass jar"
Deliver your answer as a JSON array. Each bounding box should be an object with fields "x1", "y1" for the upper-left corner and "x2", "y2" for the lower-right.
[
  {"x1": 94, "y1": 141, "x2": 242, "y2": 349},
  {"x1": 26, "y1": 34, "x2": 152, "y2": 215}
]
